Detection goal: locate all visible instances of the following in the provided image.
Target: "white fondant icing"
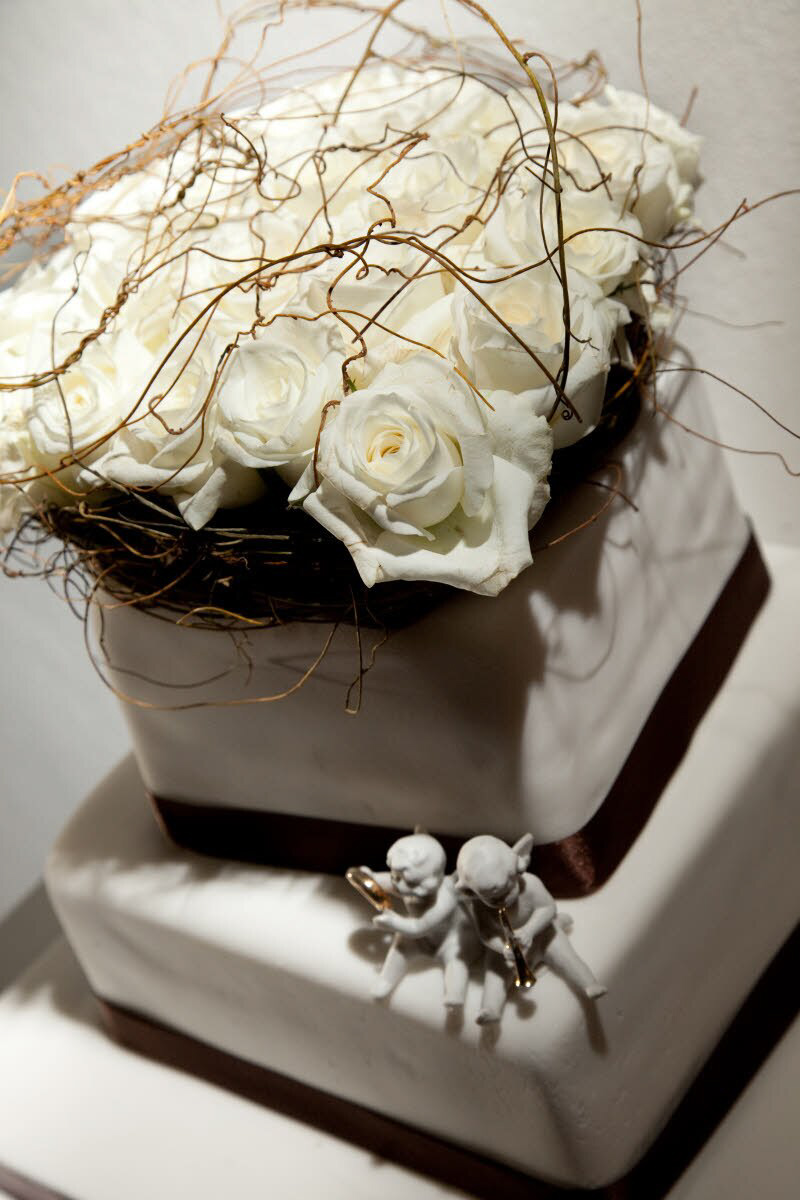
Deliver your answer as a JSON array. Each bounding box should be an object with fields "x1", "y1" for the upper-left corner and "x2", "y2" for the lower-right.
[
  {"x1": 98, "y1": 386, "x2": 748, "y2": 843},
  {"x1": 46, "y1": 547, "x2": 800, "y2": 1188}
]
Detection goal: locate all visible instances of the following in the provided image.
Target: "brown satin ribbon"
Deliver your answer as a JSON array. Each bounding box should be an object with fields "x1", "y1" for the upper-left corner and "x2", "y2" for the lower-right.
[{"x1": 149, "y1": 532, "x2": 769, "y2": 898}]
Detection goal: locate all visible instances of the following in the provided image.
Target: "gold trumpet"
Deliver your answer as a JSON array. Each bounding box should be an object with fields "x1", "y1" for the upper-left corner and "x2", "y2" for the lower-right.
[
  {"x1": 345, "y1": 867, "x2": 393, "y2": 912},
  {"x1": 497, "y1": 906, "x2": 535, "y2": 990}
]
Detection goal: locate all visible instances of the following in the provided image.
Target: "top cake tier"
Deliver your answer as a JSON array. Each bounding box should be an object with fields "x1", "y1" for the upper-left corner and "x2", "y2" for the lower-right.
[{"x1": 97, "y1": 381, "x2": 762, "y2": 877}]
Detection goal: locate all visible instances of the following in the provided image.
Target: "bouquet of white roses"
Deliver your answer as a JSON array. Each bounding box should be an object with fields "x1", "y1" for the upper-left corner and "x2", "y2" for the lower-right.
[{"x1": 0, "y1": 0, "x2": 699, "y2": 617}]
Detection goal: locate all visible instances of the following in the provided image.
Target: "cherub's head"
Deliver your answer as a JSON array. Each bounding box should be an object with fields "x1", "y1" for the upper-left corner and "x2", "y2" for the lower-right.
[
  {"x1": 386, "y1": 833, "x2": 447, "y2": 898},
  {"x1": 455, "y1": 834, "x2": 533, "y2": 908}
]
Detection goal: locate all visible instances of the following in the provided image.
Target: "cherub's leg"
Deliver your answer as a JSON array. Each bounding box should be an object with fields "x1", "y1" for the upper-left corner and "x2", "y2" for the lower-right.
[
  {"x1": 437, "y1": 928, "x2": 470, "y2": 1009},
  {"x1": 477, "y1": 953, "x2": 509, "y2": 1024},
  {"x1": 372, "y1": 934, "x2": 411, "y2": 1000},
  {"x1": 543, "y1": 929, "x2": 606, "y2": 999},
  {"x1": 441, "y1": 948, "x2": 469, "y2": 1009}
]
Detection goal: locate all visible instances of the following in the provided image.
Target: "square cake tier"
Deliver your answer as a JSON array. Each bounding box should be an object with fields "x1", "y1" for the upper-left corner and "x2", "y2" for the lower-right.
[
  {"x1": 96, "y1": 385, "x2": 755, "y2": 865},
  {"x1": 46, "y1": 549, "x2": 800, "y2": 1190},
  {"x1": 3, "y1": 941, "x2": 795, "y2": 1200}
]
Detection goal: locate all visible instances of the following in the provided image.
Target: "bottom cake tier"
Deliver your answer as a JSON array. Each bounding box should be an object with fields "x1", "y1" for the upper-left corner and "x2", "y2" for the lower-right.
[
  {"x1": 46, "y1": 549, "x2": 800, "y2": 1192},
  {"x1": 0, "y1": 939, "x2": 797, "y2": 1200}
]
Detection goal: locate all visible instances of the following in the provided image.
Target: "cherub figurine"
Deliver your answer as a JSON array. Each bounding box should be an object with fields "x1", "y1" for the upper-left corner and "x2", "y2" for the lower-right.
[
  {"x1": 456, "y1": 833, "x2": 606, "y2": 1024},
  {"x1": 358, "y1": 832, "x2": 480, "y2": 1008}
]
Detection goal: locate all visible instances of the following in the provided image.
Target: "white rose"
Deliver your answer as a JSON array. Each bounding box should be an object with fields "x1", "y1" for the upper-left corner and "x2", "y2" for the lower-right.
[
  {"x1": 291, "y1": 354, "x2": 552, "y2": 596},
  {"x1": 602, "y1": 87, "x2": 701, "y2": 183},
  {"x1": 484, "y1": 182, "x2": 643, "y2": 296},
  {"x1": 170, "y1": 192, "x2": 303, "y2": 337},
  {"x1": 280, "y1": 66, "x2": 508, "y2": 275},
  {"x1": 556, "y1": 188, "x2": 643, "y2": 293},
  {"x1": 0, "y1": 297, "x2": 75, "y2": 527},
  {"x1": 340, "y1": 130, "x2": 486, "y2": 240},
  {"x1": 94, "y1": 328, "x2": 263, "y2": 529},
  {"x1": 0, "y1": 479, "x2": 29, "y2": 535},
  {"x1": 21, "y1": 332, "x2": 126, "y2": 507},
  {"x1": 0, "y1": 388, "x2": 47, "y2": 533},
  {"x1": 69, "y1": 141, "x2": 303, "y2": 344},
  {"x1": 556, "y1": 88, "x2": 700, "y2": 242},
  {"x1": 451, "y1": 264, "x2": 627, "y2": 447},
  {"x1": 302, "y1": 64, "x2": 507, "y2": 150},
  {"x1": 264, "y1": 63, "x2": 449, "y2": 149},
  {"x1": 0, "y1": 255, "x2": 72, "y2": 344},
  {"x1": 69, "y1": 163, "x2": 170, "y2": 249},
  {"x1": 215, "y1": 316, "x2": 344, "y2": 483},
  {"x1": 299, "y1": 264, "x2": 454, "y2": 385},
  {"x1": 68, "y1": 164, "x2": 170, "y2": 278},
  {"x1": 355, "y1": 72, "x2": 508, "y2": 227},
  {"x1": 0, "y1": 241, "x2": 111, "y2": 373},
  {"x1": 0, "y1": 312, "x2": 124, "y2": 524}
]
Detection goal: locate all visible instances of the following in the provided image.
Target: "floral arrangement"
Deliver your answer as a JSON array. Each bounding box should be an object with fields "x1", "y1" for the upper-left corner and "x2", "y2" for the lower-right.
[{"x1": 0, "y1": 1, "x2": 701, "y2": 627}]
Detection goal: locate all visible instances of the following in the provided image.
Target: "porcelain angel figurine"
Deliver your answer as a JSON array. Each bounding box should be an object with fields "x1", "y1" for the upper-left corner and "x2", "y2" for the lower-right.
[
  {"x1": 350, "y1": 832, "x2": 480, "y2": 1008},
  {"x1": 455, "y1": 833, "x2": 607, "y2": 1024}
]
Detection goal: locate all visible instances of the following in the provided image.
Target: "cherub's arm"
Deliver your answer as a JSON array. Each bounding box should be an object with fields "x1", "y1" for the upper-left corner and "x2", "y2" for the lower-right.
[
  {"x1": 373, "y1": 878, "x2": 457, "y2": 936},
  {"x1": 516, "y1": 875, "x2": 556, "y2": 945}
]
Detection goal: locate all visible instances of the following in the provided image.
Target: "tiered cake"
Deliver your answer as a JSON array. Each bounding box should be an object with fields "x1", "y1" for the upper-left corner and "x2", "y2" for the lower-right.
[
  {"x1": 42, "y1": 370, "x2": 787, "y2": 1194},
  {"x1": 2, "y1": 5, "x2": 798, "y2": 1194},
  {"x1": 44, "y1": 531, "x2": 800, "y2": 1193}
]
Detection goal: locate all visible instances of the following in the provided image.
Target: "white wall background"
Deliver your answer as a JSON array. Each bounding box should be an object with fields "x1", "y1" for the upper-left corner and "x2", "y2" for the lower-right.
[{"x1": 1, "y1": 0, "x2": 798, "y2": 976}]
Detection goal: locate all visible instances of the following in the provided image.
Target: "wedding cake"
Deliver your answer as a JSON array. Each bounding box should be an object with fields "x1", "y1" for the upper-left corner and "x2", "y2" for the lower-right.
[{"x1": 2, "y1": 4, "x2": 796, "y2": 1194}]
